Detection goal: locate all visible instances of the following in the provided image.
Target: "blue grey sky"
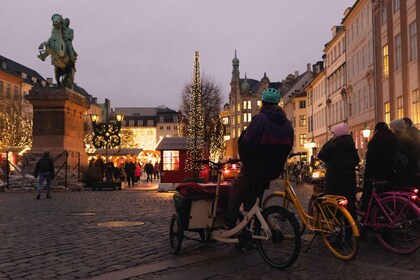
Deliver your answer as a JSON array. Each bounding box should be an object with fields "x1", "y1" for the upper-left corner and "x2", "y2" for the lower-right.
[{"x1": 1, "y1": 0, "x2": 355, "y2": 109}]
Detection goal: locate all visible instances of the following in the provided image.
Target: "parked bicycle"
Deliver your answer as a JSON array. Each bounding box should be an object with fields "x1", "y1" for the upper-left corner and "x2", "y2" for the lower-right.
[
  {"x1": 262, "y1": 152, "x2": 360, "y2": 261},
  {"x1": 169, "y1": 159, "x2": 301, "y2": 269},
  {"x1": 355, "y1": 179, "x2": 420, "y2": 254}
]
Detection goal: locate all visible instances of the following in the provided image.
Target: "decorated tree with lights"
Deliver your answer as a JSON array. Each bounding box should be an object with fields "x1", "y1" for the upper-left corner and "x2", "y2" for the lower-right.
[
  {"x1": 185, "y1": 51, "x2": 206, "y2": 178},
  {"x1": 209, "y1": 117, "x2": 225, "y2": 162}
]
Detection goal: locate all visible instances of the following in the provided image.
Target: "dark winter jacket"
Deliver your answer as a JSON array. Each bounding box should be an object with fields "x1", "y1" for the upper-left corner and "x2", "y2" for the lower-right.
[
  {"x1": 317, "y1": 135, "x2": 360, "y2": 195},
  {"x1": 34, "y1": 155, "x2": 54, "y2": 178},
  {"x1": 145, "y1": 163, "x2": 154, "y2": 175},
  {"x1": 124, "y1": 162, "x2": 136, "y2": 176},
  {"x1": 238, "y1": 106, "x2": 293, "y2": 180},
  {"x1": 364, "y1": 126, "x2": 398, "y2": 182}
]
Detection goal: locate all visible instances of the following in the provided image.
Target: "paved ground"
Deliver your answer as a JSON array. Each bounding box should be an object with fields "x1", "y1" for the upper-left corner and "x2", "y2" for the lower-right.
[{"x1": 0, "y1": 180, "x2": 418, "y2": 279}]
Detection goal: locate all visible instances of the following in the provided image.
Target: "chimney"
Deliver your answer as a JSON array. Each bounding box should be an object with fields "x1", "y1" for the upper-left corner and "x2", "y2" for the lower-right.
[
  {"x1": 92, "y1": 97, "x2": 98, "y2": 103},
  {"x1": 307, "y1": 63, "x2": 311, "y2": 72},
  {"x1": 294, "y1": 71, "x2": 299, "y2": 78}
]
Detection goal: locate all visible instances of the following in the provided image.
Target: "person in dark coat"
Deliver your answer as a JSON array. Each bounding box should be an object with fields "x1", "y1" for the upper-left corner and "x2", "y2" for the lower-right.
[
  {"x1": 124, "y1": 159, "x2": 136, "y2": 187},
  {"x1": 403, "y1": 117, "x2": 420, "y2": 173},
  {"x1": 317, "y1": 123, "x2": 360, "y2": 217},
  {"x1": 145, "y1": 161, "x2": 154, "y2": 183},
  {"x1": 389, "y1": 119, "x2": 418, "y2": 187},
  {"x1": 362, "y1": 122, "x2": 398, "y2": 211},
  {"x1": 226, "y1": 88, "x2": 294, "y2": 229},
  {"x1": 34, "y1": 150, "x2": 55, "y2": 199}
]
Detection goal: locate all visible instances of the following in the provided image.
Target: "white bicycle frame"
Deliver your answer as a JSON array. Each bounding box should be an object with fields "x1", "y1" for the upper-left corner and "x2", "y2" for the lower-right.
[{"x1": 209, "y1": 168, "x2": 272, "y2": 244}]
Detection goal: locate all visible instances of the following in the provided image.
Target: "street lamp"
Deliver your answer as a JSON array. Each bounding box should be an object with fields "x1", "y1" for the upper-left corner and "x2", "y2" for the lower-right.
[
  {"x1": 90, "y1": 113, "x2": 124, "y2": 165},
  {"x1": 361, "y1": 126, "x2": 371, "y2": 160}
]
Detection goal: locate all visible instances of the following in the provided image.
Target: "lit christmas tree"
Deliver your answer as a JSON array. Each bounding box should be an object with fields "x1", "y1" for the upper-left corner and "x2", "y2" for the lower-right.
[{"x1": 185, "y1": 51, "x2": 206, "y2": 178}]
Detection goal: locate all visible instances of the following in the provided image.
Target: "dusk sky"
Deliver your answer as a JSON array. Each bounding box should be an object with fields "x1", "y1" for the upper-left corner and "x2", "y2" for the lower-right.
[{"x1": 1, "y1": 0, "x2": 355, "y2": 110}]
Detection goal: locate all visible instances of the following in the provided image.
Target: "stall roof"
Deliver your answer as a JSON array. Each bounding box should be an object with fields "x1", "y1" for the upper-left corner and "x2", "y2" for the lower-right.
[
  {"x1": 155, "y1": 137, "x2": 187, "y2": 150},
  {"x1": 89, "y1": 148, "x2": 143, "y2": 156}
]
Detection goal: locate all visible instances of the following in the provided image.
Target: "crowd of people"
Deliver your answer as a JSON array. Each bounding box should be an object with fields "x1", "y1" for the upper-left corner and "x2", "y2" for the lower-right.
[
  {"x1": 86, "y1": 155, "x2": 161, "y2": 187},
  {"x1": 317, "y1": 117, "x2": 420, "y2": 216}
]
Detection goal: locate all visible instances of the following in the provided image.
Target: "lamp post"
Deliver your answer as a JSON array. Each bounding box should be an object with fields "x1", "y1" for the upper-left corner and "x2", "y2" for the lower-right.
[
  {"x1": 90, "y1": 113, "x2": 124, "y2": 165},
  {"x1": 362, "y1": 126, "x2": 371, "y2": 160}
]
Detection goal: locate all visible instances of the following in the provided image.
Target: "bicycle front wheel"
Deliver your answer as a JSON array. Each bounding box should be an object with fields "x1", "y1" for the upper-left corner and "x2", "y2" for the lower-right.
[
  {"x1": 256, "y1": 206, "x2": 301, "y2": 269},
  {"x1": 372, "y1": 196, "x2": 420, "y2": 254},
  {"x1": 317, "y1": 202, "x2": 359, "y2": 260},
  {"x1": 169, "y1": 213, "x2": 183, "y2": 254}
]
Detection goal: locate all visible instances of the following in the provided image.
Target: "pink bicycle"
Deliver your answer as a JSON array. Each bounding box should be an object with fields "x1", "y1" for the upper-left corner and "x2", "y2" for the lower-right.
[{"x1": 355, "y1": 180, "x2": 420, "y2": 254}]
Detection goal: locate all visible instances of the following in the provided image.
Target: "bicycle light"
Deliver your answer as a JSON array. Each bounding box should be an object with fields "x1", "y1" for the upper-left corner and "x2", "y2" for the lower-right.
[
  {"x1": 338, "y1": 199, "x2": 348, "y2": 207},
  {"x1": 413, "y1": 188, "x2": 418, "y2": 195}
]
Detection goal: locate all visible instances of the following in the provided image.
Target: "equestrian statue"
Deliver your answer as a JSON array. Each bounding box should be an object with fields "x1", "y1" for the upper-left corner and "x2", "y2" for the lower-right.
[{"x1": 38, "y1": 14, "x2": 77, "y2": 89}]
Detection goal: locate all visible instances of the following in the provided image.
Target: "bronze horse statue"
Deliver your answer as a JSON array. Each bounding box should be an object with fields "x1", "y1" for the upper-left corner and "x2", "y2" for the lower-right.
[{"x1": 38, "y1": 14, "x2": 77, "y2": 89}]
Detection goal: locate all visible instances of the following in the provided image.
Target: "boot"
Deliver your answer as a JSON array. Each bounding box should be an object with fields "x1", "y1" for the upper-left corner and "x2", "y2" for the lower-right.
[
  {"x1": 46, "y1": 192, "x2": 52, "y2": 199},
  {"x1": 36, "y1": 194, "x2": 41, "y2": 200}
]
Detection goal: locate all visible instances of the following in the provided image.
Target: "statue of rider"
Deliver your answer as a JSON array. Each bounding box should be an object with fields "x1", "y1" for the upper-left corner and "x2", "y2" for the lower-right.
[{"x1": 63, "y1": 18, "x2": 77, "y2": 63}]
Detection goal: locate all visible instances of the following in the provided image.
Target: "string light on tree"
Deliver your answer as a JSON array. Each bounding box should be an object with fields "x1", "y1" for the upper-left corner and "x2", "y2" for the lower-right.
[{"x1": 185, "y1": 51, "x2": 206, "y2": 178}]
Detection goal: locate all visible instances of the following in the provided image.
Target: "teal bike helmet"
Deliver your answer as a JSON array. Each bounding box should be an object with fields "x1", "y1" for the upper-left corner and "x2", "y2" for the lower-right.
[{"x1": 261, "y1": 88, "x2": 280, "y2": 104}]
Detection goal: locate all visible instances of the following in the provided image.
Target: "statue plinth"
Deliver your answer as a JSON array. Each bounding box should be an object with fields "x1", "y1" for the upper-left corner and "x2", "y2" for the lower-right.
[{"x1": 25, "y1": 86, "x2": 89, "y2": 167}]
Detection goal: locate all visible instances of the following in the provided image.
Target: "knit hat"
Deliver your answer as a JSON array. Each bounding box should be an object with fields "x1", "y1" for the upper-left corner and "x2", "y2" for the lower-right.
[
  {"x1": 390, "y1": 119, "x2": 406, "y2": 133},
  {"x1": 332, "y1": 123, "x2": 349, "y2": 137}
]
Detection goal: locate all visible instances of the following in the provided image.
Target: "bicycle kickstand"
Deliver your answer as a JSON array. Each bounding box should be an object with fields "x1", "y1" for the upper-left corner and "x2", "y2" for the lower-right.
[{"x1": 304, "y1": 233, "x2": 318, "y2": 254}]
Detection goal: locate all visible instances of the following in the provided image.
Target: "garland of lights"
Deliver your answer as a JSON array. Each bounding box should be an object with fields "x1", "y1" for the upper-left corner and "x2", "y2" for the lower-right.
[{"x1": 185, "y1": 51, "x2": 206, "y2": 178}]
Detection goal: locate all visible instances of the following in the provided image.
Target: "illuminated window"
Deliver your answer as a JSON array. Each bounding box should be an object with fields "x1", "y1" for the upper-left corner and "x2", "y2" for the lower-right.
[
  {"x1": 395, "y1": 33, "x2": 401, "y2": 71},
  {"x1": 147, "y1": 120, "x2": 154, "y2": 126},
  {"x1": 162, "y1": 150, "x2": 179, "y2": 171},
  {"x1": 384, "y1": 102, "x2": 391, "y2": 124},
  {"x1": 299, "y1": 134, "x2": 307, "y2": 146},
  {"x1": 129, "y1": 120, "x2": 134, "y2": 126},
  {"x1": 243, "y1": 113, "x2": 251, "y2": 122},
  {"x1": 137, "y1": 120, "x2": 143, "y2": 126},
  {"x1": 383, "y1": 45, "x2": 389, "y2": 78},
  {"x1": 243, "y1": 100, "x2": 251, "y2": 109},
  {"x1": 299, "y1": 115, "x2": 307, "y2": 127},
  {"x1": 412, "y1": 89, "x2": 420, "y2": 124},
  {"x1": 237, "y1": 103, "x2": 240, "y2": 112},
  {"x1": 409, "y1": 21, "x2": 417, "y2": 62},
  {"x1": 397, "y1": 96, "x2": 403, "y2": 119},
  {"x1": 257, "y1": 100, "x2": 261, "y2": 108},
  {"x1": 237, "y1": 115, "x2": 241, "y2": 124}
]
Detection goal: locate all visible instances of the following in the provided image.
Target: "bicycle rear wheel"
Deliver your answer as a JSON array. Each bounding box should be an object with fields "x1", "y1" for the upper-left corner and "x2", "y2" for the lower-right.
[
  {"x1": 317, "y1": 202, "x2": 359, "y2": 260},
  {"x1": 255, "y1": 206, "x2": 301, "y2": 269},
  {"x1": 169, "y1": 213, "x2": 183, "y2": 254},
  {"x1": 263, "y1": 193, "x2": 306, "y2": 235},
  {"x1": 372, "y1": 196, "x2": 420, "y2": 254}
]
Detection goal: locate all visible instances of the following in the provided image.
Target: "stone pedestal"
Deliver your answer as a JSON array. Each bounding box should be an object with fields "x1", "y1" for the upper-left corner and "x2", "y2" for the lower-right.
[{"x1": 25, "y1": 86, "x2": 89, "y2": 167}]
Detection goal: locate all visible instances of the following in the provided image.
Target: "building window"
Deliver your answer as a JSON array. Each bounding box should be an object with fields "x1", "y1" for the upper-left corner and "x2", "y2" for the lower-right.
[
  {"x1": 384, "y1": 102, "x2": 391, "y2": 124},
  {"x1": 167, "y1": 126, "x2": 171, "y2": 130},
  {"x1": 383, "y1": 45, "x2": 389, "y2": 78},
  {"x1": 299, "y1": 100, "x2": 306, "y2": 109},
  {"x1": 395, "y1": 33, "x2": 402, "y2": 71},
  {"x1": 237, "y1": 103, "x2": 240, "y2": 112},
  {"x1": 299, "y1": 115, "x2": 307, "y2": 127},
  {"x1": 257, "y1": 100, "x2": 261, "y2": 108},
  {"x1": 397, "y1": 96, "x2": 403, "y2": 119},
  {"x1": 147, "y1": 120, "x2": 154, "y2": 126},
  {"x1": 137, "y1": 120, "x2": 143, "y2": 126},
  {"x1": 162, "y1": 150, "x2": 179, "y2": 171},
  {"x1": 412, "y1": 90, "x2": 420, "y2": 124},
  {"x1": 159, "y1": 126, "x2": 164, "y2": 130},
  {"x1": 299, "y1": 134, "x2": 307, "y2": 146},
  {"x1": 392, "y1": 0, "x2": 400, "y2": 13},
  {"x1": 381, "y1": 4, "x2": 387, "y2": 25},
  {"x1": 159, "y1": 116, "x2": 164, "y2": 122},
  {"x1": 243, "y1": 113, "x2": 251, "y2": 123},
  {"x1": 243, "y1": 100, "x2": 251, "y2": 109},
  {"x1": 122, "y1": 121, "x2": 126, "y2": 126},
  {"x1": 409, "y1": 21, "x2": 417, "y2": 62},
  {"x1": 173, "y1": 116, "x2": 179, "y2": 122},
  {"x1": 129, "y1": 120, "x2": 134, "y2": 126},
  {"x1": 237, "y1": 115, "x2": 241, "y2": 124},
  {"x1": 174, "y1": 125, "x2": 178, "y2": 130}
]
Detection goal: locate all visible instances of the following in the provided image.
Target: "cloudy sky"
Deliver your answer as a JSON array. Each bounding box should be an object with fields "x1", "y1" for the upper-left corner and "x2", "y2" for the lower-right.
[{"x1": 1, "y1": 0, "x2": 355, "y2": 110}]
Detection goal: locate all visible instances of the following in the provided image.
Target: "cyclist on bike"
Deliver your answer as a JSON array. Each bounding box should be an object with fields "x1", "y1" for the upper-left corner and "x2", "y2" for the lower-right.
[{"x1": 225, "y1": 88, "x2": 294, "y2": 229}]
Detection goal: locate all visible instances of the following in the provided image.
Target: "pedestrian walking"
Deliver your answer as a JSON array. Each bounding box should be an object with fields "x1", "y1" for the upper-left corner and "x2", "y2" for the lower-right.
[
  {"x1": 124, "y1": 159, "x2": 136, "y2": 187},
  {"x1": 135, "y1": 162, "x2": 142, "y2": 182},
  {"x1": 145, "y1": 161, "x2": 154, "y2": 183},
  {"x1": 34, "y1": 150, "x2": 55, "y2": 199},
  {"x1": 153, "y1": 161, "x2": 160, "y2": 180}
]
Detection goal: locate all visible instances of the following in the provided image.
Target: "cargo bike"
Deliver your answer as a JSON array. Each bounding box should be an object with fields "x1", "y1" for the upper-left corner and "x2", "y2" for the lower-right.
[{"x1": 169, "y1": 160, "x2": 301, "y2": 269}]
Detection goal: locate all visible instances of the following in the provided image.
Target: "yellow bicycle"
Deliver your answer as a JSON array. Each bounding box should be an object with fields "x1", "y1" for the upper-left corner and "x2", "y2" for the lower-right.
[{"x1": 262, "y1": 153, "x2": 360, "y2": 260}]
